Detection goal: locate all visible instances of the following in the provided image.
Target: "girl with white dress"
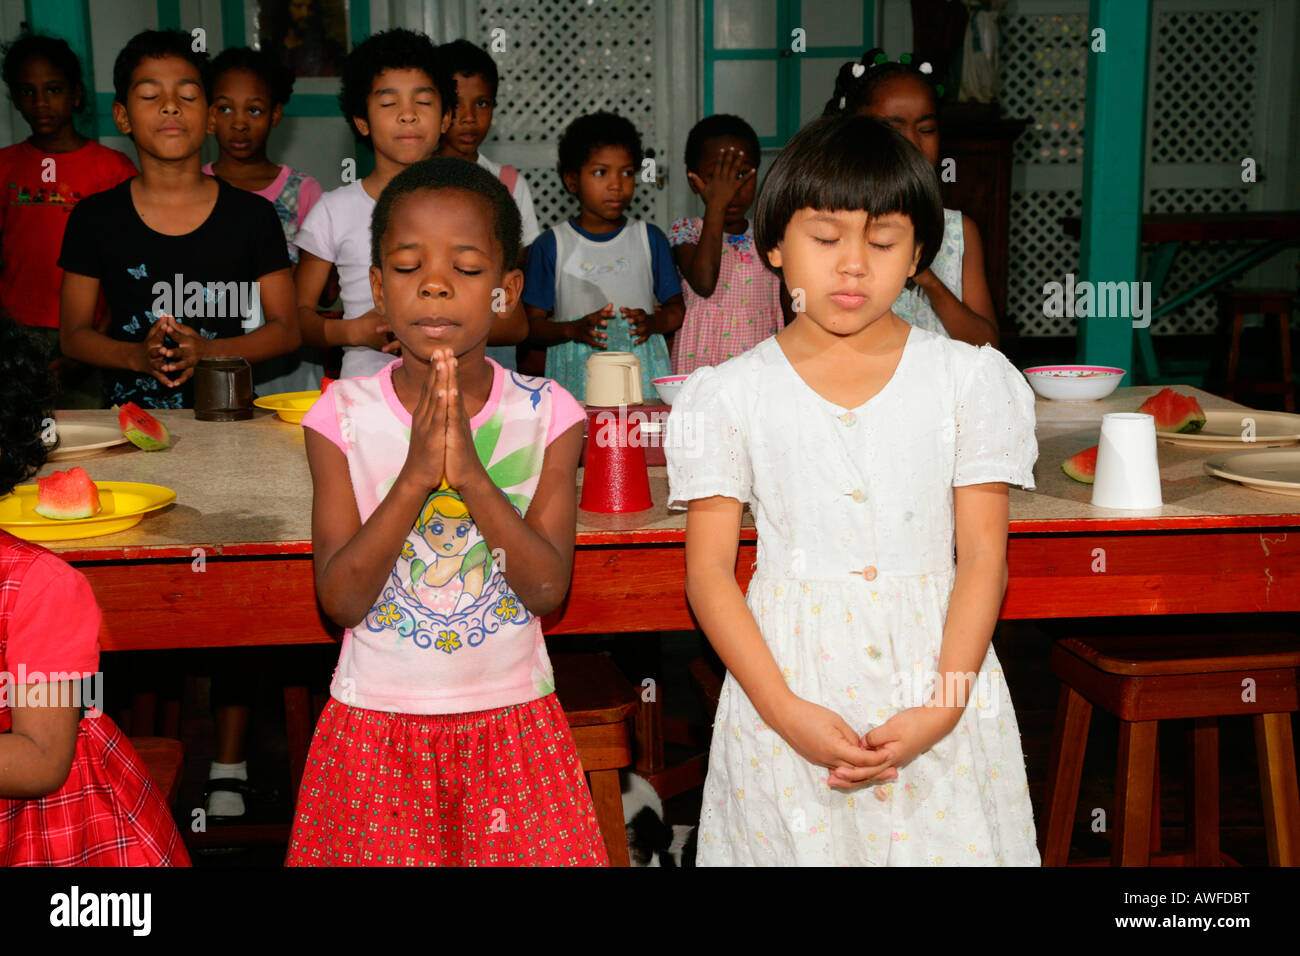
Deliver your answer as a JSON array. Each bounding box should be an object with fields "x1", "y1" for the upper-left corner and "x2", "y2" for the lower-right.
[{"x1": 665, "y1": 115, "x2": 1040, "y2": 866}]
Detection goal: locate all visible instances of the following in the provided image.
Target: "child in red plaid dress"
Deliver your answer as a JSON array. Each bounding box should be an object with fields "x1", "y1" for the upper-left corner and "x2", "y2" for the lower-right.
[{"x1": 0, "y1": 317, "x2": 188, "y2": 866}]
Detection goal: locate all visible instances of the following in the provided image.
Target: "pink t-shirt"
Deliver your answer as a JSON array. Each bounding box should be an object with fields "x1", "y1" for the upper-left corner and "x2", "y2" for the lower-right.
[
  {"x1": 301, "y1": 358, "x2": 585, "y2": 714},
  {"x1": 202, "y1": 162, "x2": 323, "y2": 261}
]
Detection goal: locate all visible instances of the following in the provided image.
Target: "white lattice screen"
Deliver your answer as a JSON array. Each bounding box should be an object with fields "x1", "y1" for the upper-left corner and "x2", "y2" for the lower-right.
[
  {"x1": 1000, "y1": 1, "x2": 1280, "y2": 336},
  {"x1": 477, "y1": 0, "x2": 661, "y2": 231}
]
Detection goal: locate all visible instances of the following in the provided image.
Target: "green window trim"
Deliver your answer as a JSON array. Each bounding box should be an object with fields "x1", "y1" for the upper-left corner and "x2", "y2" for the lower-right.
[{"x1": 703, "y1": 0, "x2": 875, "y2": 148}]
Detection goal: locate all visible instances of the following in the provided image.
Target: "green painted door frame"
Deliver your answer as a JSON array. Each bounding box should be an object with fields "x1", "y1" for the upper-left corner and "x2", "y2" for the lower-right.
[{"x1": 1076, "y1": 0, "x2": 1152, "y2": 384}]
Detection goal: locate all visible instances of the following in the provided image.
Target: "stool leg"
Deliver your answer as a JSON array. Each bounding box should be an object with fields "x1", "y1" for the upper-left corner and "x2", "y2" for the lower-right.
[
  {"x1": 1186, "y1": 717, "x2": 1220, "y2": 866},
  {"x1": 1253, "y1": 712, "x2": 1300, "y2": 866},
  {"x1": 587, "y1": 768, "x2": 631, "y2": 867},
  {"x1": 1224, "y1": 309, "x2": 1245, "y2": 400},
  {"x1": 1277, "y1": 310, "x2": 1295, "y2": 413},
  {"x1": 1042, "y1": 684, "x2": 1091, "y2": 865},
  {"x1": 1113, "y1": 719, "x2": 1158, "y2": 866},
  {"x1": 1150, "y1": 744, "x2": 1162, "y2": 856},
  {"x1": 283, "y1": 684, "x2": 313, "y2": 800}
]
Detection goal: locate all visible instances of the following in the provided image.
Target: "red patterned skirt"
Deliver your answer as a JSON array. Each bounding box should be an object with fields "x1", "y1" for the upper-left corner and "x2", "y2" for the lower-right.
[
  {"x1": 0, "y1": 714, "x2": 190, "y2": 866},
  {"x1": 286, "y1": 693, "x2": 609, "y2": 866}
]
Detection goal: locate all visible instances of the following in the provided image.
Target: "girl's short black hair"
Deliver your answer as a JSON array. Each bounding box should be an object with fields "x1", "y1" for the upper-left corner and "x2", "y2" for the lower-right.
[
  {"x1": 371, "y1": 156, "x2": 521, "y2": 270},
  {"x1": 113, "y1": 29, "x2": 210, "y2": 105},
  {"x1": 684, "y1": 114, "x2": 761, "y2": 173},
  {"x1": 824, "y1": 47, "x2": 943, "y2": 117},
  {"x1": 752, "y1": 114, "x2": 945, "y2": 276},
  {"x1": 0, "y1": 317, "x2": 57, "y2": 498},
  {"x1": 438, "y1": 39, "x2": 498, "y2": 101},
  {"x1": 339, "y1": 29, "x2": 454, "y2": 146},
  {"x1": 557, "y1": 111, "x2": 642, "y2": 181},
  {"x1": 2, "y1": 32, "x2": 86, "y2": 108},
  {"x1": 208, "y1": 46, "x2": 294, "y2": 106}
]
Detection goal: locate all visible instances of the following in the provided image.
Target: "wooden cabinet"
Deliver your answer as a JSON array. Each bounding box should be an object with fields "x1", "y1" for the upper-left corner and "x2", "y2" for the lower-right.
[{"x1": 937, "y1": 105, "x2": 1029, "y2": 342}]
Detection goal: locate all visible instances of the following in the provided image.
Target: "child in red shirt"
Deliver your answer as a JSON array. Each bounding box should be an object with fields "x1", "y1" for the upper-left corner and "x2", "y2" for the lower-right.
[
  {"x1": 0, "y1": 317, "x2": 189, "y2": 866},
  {"x1": 0, "y1": 33, "x2": 137, "y2": 404}
]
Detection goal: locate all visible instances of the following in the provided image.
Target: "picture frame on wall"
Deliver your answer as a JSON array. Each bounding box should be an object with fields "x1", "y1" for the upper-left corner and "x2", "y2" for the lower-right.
[{"x1": 248, "y1": 0, "x2": 349, "y2": 79}]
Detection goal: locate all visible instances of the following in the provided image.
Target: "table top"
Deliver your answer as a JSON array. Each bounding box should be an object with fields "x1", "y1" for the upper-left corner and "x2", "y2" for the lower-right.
[{"x1": 24, "y1": 385, "x2": 1300, "y2": 561}]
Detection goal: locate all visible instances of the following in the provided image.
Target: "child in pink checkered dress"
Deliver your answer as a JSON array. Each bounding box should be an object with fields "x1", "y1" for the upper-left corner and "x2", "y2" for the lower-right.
[{"x1": 669, "y1": 115, "x2": 782, "y2": 375}]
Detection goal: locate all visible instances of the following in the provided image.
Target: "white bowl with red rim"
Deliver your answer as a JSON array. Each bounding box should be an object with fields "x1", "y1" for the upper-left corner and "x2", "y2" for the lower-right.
[
  {"x1": 1023, "y1": 364, "x2": 1125, "y2": 402},
  {"x1": 652, "y1": 374, "x2": 690, "y2": 405}
]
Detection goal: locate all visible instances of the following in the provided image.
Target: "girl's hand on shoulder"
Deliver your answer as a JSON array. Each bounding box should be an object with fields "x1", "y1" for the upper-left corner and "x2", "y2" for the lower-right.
[
  {"x1": 351, "y1": 309, "x2": 400, "y2": 354},
  {"x1": 851, "y1": 705, "x2": 960, "y2": 778},
  {"x1": 400, "y1": 348, "x2": 449, "y2": 492},
  {"x1": 773, "y1": 695, "x2": 898, "y2": 786},
  {"x1": 156, "y1": 314, "x2": 208, "y2": 387},
  {"x1": 442, "y1": 353, "x2": 490, "y2": 492}
]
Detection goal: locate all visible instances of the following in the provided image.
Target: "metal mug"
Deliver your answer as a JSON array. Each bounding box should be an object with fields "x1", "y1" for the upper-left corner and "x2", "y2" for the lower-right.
[{"x1": 194, "y1": 356, "x2": 254, "y2": 421}]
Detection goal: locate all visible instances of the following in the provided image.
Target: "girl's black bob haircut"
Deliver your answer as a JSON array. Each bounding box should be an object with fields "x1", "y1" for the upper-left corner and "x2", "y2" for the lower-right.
[
  {"x1": 0, "y1": 316, "x2": 57, "y2": 497},
  {"x1": 753, "y1": 114, "x2": 944, "y2": 277},
  {"x1": 371, "y1": 156, "x2": 521, "y2": 270}
]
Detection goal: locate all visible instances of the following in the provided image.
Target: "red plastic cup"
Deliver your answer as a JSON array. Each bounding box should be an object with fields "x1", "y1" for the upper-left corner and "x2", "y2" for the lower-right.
[{"x1": 580, "y1": 410, "x2": 652, "y2": 513}]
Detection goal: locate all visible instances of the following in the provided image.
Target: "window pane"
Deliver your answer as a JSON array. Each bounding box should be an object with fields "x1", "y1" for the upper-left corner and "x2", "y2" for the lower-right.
[
  {"x1": 713, "y1": 60, "x2": 779, "y2": 139},
  {"x1": 801, "y1": 57, "x2": 850, "y2": 125},
  {"x1": 799, "y1": 0, "x2": 865, "y2": 49},
  {"x1": 713, "y1": 0, "x2": 779, "y2": 49}
]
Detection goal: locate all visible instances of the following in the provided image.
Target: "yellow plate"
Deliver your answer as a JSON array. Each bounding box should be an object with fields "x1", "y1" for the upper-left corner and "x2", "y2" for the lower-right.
[
  {"x1": 0, "y1": 481, "x2": 177, "y2": 541},
  {"x1": 253, "y1": 390, "x2": 321, "y2": 424}
]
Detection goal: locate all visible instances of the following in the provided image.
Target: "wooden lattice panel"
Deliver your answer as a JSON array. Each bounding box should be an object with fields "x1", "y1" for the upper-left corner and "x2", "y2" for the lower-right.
[
  {"x1": 1149, "y1": 7, "x2": 1260, "y2": 165},
  {"x1": 478, "y1": 0, "x2": 659, "y2": 232}
]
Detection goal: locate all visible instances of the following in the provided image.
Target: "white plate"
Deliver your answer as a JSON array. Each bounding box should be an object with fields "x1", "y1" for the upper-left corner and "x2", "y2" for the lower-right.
[
  {"x1": 1204, "y1": 449, "x2": 1300, "y2": 497},
  {"x1": 1157, "y1": 409, "x2": 1300, "y2": 449},
  {"x1": 45, "y1": 421, "x2": 130, "y2": 461}
]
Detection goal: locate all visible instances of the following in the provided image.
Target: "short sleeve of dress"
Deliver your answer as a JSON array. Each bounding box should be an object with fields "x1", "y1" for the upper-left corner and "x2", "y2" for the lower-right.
[
  {"x1": 301, "y1": 387, "x2": 344, "y2": 452},
  {"x1": 668, "y1": 216, "x2": 702, "y2": 247},
  {"x1": 953, "y1": 345, "x2": 1038, "y2": 489},
  {"x1": 665, "y1": 366, "x2": 752, "y2": 509},
  {"x1": 8, "y1": 551, "x2": 101, "y2": 677}
]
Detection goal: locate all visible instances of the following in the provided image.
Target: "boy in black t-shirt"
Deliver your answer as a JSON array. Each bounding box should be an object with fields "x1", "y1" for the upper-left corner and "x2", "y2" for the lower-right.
[{"x1": 59, "y1": 30, "x2": 296, "y2": 408}]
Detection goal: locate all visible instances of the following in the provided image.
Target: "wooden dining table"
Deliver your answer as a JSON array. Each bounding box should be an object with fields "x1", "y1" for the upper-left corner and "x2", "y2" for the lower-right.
[{"x1": 22, "y1": 385, "x2": 1300, "y2": 803}]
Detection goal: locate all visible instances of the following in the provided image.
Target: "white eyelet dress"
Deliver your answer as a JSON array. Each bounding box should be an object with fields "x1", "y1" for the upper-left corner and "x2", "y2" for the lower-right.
[{"x1": 665, "y1": 327, "x2": 1041, "y2": 866}]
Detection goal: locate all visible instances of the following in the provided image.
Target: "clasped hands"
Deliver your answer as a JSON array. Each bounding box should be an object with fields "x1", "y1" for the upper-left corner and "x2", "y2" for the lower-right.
[
  {"x1": 773, "y1": 694, "x2": 962, "y2": 790},
  {"x1": 399, "y1": 346, "x2": 488, "y2": 494},
  {"x1": 143, "y1": 313, "x2": 207, "y2": 388},
  {"x1": 568, "y1": 303, "x2": 661, "y2": 348}
]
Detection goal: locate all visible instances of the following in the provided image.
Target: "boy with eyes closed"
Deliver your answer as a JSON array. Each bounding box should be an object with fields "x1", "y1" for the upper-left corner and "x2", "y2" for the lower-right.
[
  {"x1": 294, "y1": 29, "x2": 528, "y2": 380},
  {"x1": 58, "y1": 29, "x2": 297, "y2": 409}
]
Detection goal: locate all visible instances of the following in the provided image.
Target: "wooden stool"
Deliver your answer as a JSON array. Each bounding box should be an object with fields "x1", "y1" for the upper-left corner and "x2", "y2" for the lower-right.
[
  {"x1": 1216, "y1": 289, "x2": 1297, "y2": 412},
  {"x1": 1042, "y1": 632, "x2": 1300, "y2": 866},
  {"x1": 552, "y1": 652, "x2": 639, "y2": 867},
  {"x1": 129, "y1": 736, "x2": 184, "y2": 807}
]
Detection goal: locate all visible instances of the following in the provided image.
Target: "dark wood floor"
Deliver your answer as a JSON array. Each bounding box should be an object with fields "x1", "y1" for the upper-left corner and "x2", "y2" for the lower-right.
[{"x1": 139, "y1": 611, "x2": 1299, "y2": 867}]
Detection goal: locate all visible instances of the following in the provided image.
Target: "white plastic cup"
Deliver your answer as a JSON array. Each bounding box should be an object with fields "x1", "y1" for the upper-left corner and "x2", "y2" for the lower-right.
[{"x1": 1091, "y1": 412, "x2": 1163, "y2": 509}]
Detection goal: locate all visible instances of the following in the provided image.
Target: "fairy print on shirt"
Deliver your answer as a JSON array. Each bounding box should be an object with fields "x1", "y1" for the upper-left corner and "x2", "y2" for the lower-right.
[{"x1": 360, "y1": 387, "x2": 547, "y2": 654}]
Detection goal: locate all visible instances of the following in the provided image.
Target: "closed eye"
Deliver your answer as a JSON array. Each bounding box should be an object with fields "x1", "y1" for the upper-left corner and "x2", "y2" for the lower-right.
[{"x1": 872, "y1": 243, "x2": 895, "y2": 251}]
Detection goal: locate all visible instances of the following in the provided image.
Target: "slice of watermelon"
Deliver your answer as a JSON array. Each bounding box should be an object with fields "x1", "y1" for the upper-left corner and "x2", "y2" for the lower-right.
[
  {"x1": 34, "y1": 466, "x2": 102, "y2": 519},
  {"x1": 1137, "y1": 387, "x2": 1206, "y2": 433},
  {"x1": 1062, "y1": 445, "x2": 1098, "y2": 483},
  {"x1": 117, "y1": 401, "x2": 171, "y2": 450}
]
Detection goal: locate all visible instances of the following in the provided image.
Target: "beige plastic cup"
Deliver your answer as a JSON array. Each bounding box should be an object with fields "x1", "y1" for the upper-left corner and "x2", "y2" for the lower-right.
[
  {"x1": 1091, "y1": 412, "x2": 1163, "y2": 509},
  {"x1": 585, "y1": 351, "x2": 643, "y2": 406}
]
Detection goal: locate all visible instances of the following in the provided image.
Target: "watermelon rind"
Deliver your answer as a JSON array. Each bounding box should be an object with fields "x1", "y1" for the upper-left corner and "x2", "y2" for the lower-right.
[
  {"x1": 34, "y1": 467, "x2": 102, "y2": 520},
  {"x1": 1137, "y1": 388, "x2": 1206, "y2": 434},
  {"x1": 1062, "y1": 445, "x2": 1098, "y2": 484},
  {"x1": 117, "y1": 402, "x2": 171, "y2": 451}
]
